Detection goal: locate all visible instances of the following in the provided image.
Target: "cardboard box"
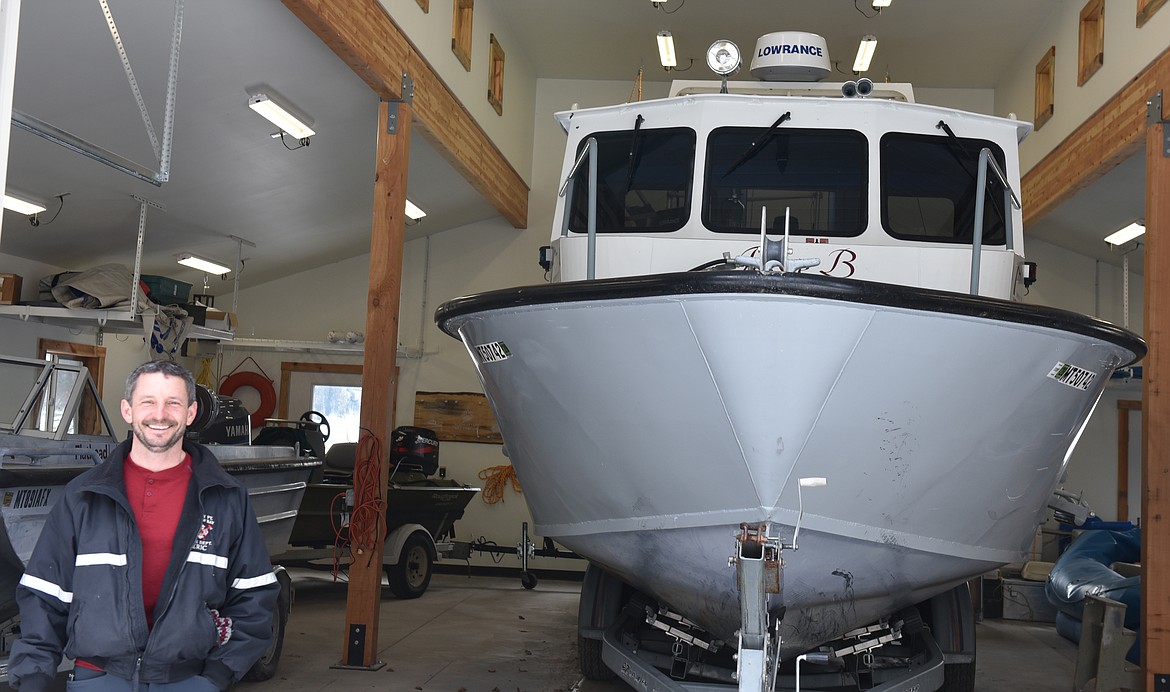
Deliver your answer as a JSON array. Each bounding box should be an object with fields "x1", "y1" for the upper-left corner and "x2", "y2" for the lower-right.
[
  {"x1": 204, "y1": 308, "x2": 237, "y2": 331},
  {"x1": 0, "y1": 273, "x2": 23, "y2": 304}
]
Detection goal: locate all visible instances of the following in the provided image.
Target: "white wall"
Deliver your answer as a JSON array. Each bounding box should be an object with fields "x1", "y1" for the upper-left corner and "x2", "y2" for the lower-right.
[
  {"x1": 995, "y1": 1, "x2": 1170, "y2": 170},
  {"x1": 379, "y1": 0, "x2": 537, "y2": 184},
  {"x1": 1023, "y1": 237, "x2": 1144, "y2": 538}
]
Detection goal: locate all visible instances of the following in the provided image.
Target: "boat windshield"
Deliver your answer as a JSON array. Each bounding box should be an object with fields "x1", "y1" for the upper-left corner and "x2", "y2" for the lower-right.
[
  {"x1": 880, "y1": 132, "x2": 1008, "y2": 245},
  {"x1": 704, "y1": 127, "x2": 868, "y2": 236},
  {"x1": 0, "y1": 357, "x2": 114, "y2": 440},
  {"x1": 566, "y1": 127, "x2": 695, "y2": 233}
]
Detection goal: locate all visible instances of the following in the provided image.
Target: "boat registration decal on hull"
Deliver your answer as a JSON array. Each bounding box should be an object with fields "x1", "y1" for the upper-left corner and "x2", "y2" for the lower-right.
[
  {"x1": 3, "y1": 487, "x2": 54, "y2": 511},
  {"x1": 1048, "y1": 362, "x2": 1096, "y2": 390},
  {"x1": 474, "y1": 341, "x2": 511, "y2": 363}
]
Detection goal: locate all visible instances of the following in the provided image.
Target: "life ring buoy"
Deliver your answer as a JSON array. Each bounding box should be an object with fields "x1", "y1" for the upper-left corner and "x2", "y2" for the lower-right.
[{"x1": 220, "y1": 371, "x2": 276, "y2": 429}]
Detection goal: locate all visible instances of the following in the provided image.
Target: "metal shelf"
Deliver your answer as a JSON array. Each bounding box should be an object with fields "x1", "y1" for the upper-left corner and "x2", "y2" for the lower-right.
[{"x1": 0, "y1": 303, "x2": 235, "y2": 341}]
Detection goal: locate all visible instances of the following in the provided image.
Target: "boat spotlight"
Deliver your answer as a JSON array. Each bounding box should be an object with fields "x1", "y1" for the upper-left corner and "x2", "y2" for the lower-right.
[
  {"x1": 706, "y1": 39, "x2": 740, "y2": 93},
  {"x1": 707, "y1": 40, "x2": 741, "y2": 75}
]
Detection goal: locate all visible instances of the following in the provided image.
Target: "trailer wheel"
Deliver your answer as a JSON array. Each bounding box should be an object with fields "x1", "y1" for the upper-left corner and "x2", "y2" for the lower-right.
[
  {"x1": 243, "y1": 570, "x2": 291, "y2": 681},
  {"x1": 521, "y1": 572, "x2": 538, "y2": 590},
  {"x1": 386, "y1": 533, "x2": 433, "y2": 599},
  {"x1": 940, "y1": 659, "x2": 976, "y2": 692},
  {"x1": 578, "y1": 633, "x2": 615, "y2": 680}
]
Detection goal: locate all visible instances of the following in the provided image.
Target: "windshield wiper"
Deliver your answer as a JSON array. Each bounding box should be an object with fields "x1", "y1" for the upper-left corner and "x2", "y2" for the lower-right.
[
  {"x1": 721, "y1": 111, "x2": 791, "y2": 179},
  {"x1": 623, "y1": 114, "x2": 645, "y2": 193}
]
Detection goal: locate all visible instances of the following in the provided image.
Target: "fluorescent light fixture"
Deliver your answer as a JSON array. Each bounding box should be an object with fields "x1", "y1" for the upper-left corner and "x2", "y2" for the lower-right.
[
  {"x1": 853, "y1": 35, "x2": 878, "y2": 73},
  {"x1": 706, "y1": 39, "x2": 741, "y2": 75},
  {"x1": 872, "y1": 0, "x2": 893, "y2": 7},
  {"x1": 248, "y1": 93, "x2": 315, "y2": 139},
  {"x1": 405, "y1": 199, "x2": 426, "y2": 220},
  {"x1": 1104, "y1": 222, "x2": 1146, "y2": 246},
  {"x1": 657, "y1": 31, "x2": 677, "y2": 68},
  {"x1": 177, "y1": 253, "x2": 233, "y2": 275},
  {"x1": 3, "y1": 193, "x2": 47, "y2": 216}
]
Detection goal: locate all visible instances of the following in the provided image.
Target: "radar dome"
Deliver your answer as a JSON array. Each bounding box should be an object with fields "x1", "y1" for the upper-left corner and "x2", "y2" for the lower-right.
[{"x1": 749, "y1": 32, "x2": 831, "y2": 82}]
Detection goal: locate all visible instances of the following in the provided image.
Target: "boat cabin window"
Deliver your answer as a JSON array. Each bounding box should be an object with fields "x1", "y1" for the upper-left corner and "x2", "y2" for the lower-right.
[
  {"x1": 566, "y1": 127, "x2": 695, "y2": 233},
  {"x1": 880, "y1": 133, "x2": 1008, "y2": 245},
  {"x1": 703, "y1": 128, "x2": 867, "y2": 236}
]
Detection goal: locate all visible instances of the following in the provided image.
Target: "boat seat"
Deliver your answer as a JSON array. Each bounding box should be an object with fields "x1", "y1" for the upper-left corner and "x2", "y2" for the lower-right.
[{"x1": 323, "y1": 442, "x2": 357, "y2": 478}]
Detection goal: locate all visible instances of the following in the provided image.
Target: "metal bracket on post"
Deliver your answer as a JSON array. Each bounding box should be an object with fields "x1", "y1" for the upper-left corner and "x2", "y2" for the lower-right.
[
  {"x1": 386, "y1": 73, "x2": 414, "y2": 135},
  {"x1": 331, "y1": 623, "x2": 386, "y2": 671},
  {"x1": 401, "y1": 72, "x2": 415, "y2": 105},
  {"x1": 1150, "y1": 91, "x2": 1170, "y2": 157}
]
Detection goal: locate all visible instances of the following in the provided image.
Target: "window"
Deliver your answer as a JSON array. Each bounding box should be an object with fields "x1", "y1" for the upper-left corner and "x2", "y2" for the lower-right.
[
  {"x1": 1138, "y1": 0, "x2": 1167, "y2": 27},
  {"x1": 277, "y1": 361, "x2": 365, "y2": 453},
  {"x1": 567, "y1": 127, "x2": 695, "y2": 233},
  {"x1": 704, "y1": 127, "x2": 867, "y2": 236},
  {"x1": 1034, "y1": 46, "x2": 1055, "y2": 130},
  {"x1": 310, "y1": 384, "x2": 362, "y2": 453},
  {"x1": 1078, "y1": 0, "x2": 1105, "y2": 86},
  {"x1": 451, "y1": 0, "x2": 473, "y2": 72},
  {"x1": 488, "y1": 34, "x2": 505, "y2": 116},
  {"x1": 880, "y1": 132, "x2": 1008, "y2": 245}
]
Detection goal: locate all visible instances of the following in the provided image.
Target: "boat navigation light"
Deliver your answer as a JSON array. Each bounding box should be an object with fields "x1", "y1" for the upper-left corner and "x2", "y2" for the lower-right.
[{"x1": 706, "y1": 39, "x2": 741, "y2": 76}]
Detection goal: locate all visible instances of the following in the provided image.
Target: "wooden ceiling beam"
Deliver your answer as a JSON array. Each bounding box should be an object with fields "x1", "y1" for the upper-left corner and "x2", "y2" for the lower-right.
[
  {"x1": 1022, "y1": 45, "x2": 1170, "y2": 229},
  {"x1": 283, "y1": 0, "x2": 529, "y2": 229}
]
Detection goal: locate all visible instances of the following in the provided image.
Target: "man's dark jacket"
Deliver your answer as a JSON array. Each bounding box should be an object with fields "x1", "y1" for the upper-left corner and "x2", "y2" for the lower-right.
[{"x1": 8, "y1": 438, "x2": 279, "y2": 691}]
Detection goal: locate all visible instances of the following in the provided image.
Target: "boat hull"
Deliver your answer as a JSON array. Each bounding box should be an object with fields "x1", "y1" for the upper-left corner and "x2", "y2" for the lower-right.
[
  {"x1": 437, "y1": 271, "x2": 1144, "y2": 655},
  {"x1": 287, "y1": 476, "x2": 479, "y2": 550}
]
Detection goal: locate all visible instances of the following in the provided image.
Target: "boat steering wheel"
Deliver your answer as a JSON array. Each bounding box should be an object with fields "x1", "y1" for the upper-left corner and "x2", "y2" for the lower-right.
[{"x1": 299, "y1": 410, "x2": 331, "y2": 441}]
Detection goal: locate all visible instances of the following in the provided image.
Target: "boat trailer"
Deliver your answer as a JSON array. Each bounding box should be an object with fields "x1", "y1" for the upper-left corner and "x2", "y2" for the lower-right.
[
  {"x1": 578, "y1": 475, "x2": 970, "y2": 692},
  {"x1": 468, "y1": 521, "x2": 580, "y2": 589}
]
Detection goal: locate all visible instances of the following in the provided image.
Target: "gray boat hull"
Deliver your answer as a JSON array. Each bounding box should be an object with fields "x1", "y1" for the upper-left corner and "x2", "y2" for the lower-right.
[{"x1": 437, "y1": 272, "x2": 1145, "y2": 655}]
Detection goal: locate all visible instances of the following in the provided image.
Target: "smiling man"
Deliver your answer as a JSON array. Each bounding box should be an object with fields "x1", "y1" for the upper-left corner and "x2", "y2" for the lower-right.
[{"x1": 8, "y1": 360, "x2": 279, "y2": 692}]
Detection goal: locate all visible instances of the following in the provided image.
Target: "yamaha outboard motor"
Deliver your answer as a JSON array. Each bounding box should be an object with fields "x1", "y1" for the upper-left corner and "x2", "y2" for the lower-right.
[
  {"x1": 186, "y1": 385, "x2": 252, "y2": 445},
  {"x1": 390, "y1": 426, "x2": 439, "y2": 476}
]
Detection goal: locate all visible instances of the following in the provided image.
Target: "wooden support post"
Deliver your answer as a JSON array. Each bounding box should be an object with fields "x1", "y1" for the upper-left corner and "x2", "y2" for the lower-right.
[
  {"x1": 339, "y1": 99, "x2": 410, "y2": 669},
  {"x1": 1142, "y1": 90, "x2": 1170, "y2": 689}
]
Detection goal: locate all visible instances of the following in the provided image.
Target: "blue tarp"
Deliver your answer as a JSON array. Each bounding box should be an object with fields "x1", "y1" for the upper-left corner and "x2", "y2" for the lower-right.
[{"x1": 1045, "y1": 527, "x2": 1140, "y2": 662}]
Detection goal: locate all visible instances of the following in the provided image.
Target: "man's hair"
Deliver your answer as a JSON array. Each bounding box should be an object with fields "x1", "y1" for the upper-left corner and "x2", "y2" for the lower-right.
[{"x1": 124, "y1": 360, "x2": 197, "y2": 405}]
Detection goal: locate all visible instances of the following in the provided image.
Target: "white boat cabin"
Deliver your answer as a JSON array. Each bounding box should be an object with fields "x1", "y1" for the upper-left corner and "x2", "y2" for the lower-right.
[{"x1": 548, "y1": 80, "x2": 1032, "y2": 300}]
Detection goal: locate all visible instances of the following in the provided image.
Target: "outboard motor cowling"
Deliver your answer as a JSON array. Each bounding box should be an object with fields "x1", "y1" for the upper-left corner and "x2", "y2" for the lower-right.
[
  {"x1": 390, "y1": 426, "x2": 439, "y2": 476},
  {"x1": 187, "y1": 385, "x2": 252, "y2": 444}
]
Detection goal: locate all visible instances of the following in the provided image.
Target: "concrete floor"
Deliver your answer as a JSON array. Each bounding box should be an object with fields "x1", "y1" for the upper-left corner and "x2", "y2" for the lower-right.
[
  {"x1": 12, "y1": 570, "x2": 1081, "y2": 691},
  {"x1": 234, "y1": 570, "x2": 1079, "y2": 692}
]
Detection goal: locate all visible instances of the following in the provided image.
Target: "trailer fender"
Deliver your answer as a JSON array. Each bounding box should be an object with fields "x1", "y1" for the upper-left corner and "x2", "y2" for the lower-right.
[
  {"x1": 926, "y1": 581, "x2": 976, "y2": 663},
  {"x1": 384, "y1": 524, "x2": 435, "y2": 565},
  {"x1": 578, "y1": 563, "x2": 628, "y2": 640}
]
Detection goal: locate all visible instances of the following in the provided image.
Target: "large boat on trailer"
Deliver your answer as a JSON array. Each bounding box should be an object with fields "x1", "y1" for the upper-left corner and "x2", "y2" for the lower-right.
[{"x1": 435, "y1": 34, "x2": 1145, "y2": 692}]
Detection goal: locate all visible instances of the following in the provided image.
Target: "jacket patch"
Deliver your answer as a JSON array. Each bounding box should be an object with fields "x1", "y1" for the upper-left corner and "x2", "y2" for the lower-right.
[{"x1": 194, "y1": 514, "x2": 215, "y2": 552}]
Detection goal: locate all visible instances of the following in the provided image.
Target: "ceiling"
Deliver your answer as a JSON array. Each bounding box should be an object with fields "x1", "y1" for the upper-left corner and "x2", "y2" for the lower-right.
[{"x1": 0, "y1": 0, "x2": 1145, "y2": 299}]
